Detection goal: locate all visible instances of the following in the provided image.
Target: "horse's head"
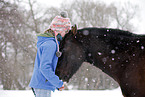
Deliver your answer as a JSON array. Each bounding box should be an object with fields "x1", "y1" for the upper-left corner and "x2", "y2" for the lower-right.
[{"x1": 56, "y1": 25, "x2": 85, "y2": 82}]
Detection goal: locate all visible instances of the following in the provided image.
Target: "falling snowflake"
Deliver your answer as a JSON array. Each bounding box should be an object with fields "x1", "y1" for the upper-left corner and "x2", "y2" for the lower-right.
[
  {"x1": 92, "y1": 79, "x2": 96, "y2": 82},
  {"x1": 141, "y1": 46, "x2": 144, "y2": 50},
  {"x1": 2, "y1": 52, "x2": 5, "y2": 57},
  {"x1": 112, "y1": 58, "x2": 115, "y2": 60},
  {"x1": 126, "y1": 60, "x2": 129, "y2": 62},
  {"x1": 88, "y1": 53, "x2": 92, "y2": 57},
  {"x1": 111, "y1": 50, "x2": 115, "y2": 54},
  {"x1": 85, "y1": 78, "x2": 88, "y2": 82},
  {"x1": 98, "y1": 52, "x2": 102, "y2": 55},
  {"x1": 102, "y1": 58, "x2": 107, "y2": 64},
  {"x1": 83, "y1": 30, "x2": 89, "y2": 36},
  {"x1": 81, "y1": 40, "x2": 84, "y2": 43},
  {"x1": 109, "y1": 65, "x2": 112, "y2": 68},
  {"x1": 136, "y1": 40, "x2": 140, "y2": 43},
  {"x1": 96, "y1": 36, "x2": 98, "y2": 38},
  {"x1": 115, "y1": 47, "x2": 119, "y2": 49}
]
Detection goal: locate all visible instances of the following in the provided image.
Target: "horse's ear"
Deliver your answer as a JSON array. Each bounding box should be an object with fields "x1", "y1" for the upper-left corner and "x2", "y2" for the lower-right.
[{"x1": 71, "y1": 24, "x2": 77, "y2": 36}]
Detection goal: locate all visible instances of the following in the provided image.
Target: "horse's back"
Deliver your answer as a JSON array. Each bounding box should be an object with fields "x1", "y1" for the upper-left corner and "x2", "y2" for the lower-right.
[{"x1": 78, "y1": 27, "x2": 136, "y2": 37}]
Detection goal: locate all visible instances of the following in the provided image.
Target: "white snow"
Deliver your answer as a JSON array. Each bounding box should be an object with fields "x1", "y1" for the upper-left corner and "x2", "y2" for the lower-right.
[
  {"x1": 88, "y1": 53, "x2": 92, "y2": 57},
  {"x1": 92, "y1": 79, "x2": 96, "y2": 82},
  {"x1": 102, "y1": 58, "x2": 107, "y2": 63},
  {"x1": 141, "y1": 46, "x2": 144, "y2": 50},
  {"x1": 0, "y1": 88, "x2": 123, "y2": 97},
  {"x1": 85, "y1": 78, "x2": 88, "y2": 82},
  {"x1": 126, "y1": 60, "x2": 129, "y2": 62},
  {"x1": 109, "y1": 65, "x2": 112, "y2": 68},
  {"x1": 112, "y1": 58, "x2": 115, "y2": 61},
  {"x1": 111, "y1": 50, "x2": 116, "y2": 54},
  {"x1": 136, "y1": 40, "x2": 140, "y2": 43},
  {"x1": 98, "y1": 52, "x2": 102, "y2": 55},
  {"x1": 83, "y1": 30, "x2": 89, "y2": 36}
]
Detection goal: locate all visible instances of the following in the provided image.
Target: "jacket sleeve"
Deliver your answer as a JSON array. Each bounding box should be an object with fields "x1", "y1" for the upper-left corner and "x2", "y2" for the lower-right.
[{"x1": 40, "y1": 42, "x2": 63, "y2": 88}]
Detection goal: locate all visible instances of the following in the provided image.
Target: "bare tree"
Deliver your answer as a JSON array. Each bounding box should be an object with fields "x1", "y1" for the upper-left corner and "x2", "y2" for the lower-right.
[
  {"x1": 113, "y1": 2, "x2": 138, "y2": 31},
  {"x1": 0, "y1": 0, "x2": 35, "y2": 89},
  {"x1": 61, "y1": 0, "x2": 116, "y2": 28},
  {"x1": 27, "y1": 0, "x2": 39, "y2": 33}
]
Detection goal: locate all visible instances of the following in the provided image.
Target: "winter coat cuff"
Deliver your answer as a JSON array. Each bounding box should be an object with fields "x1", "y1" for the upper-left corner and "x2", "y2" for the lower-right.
[{"x1": 57, "y1": 81, "x2": 63, "y2": 88}]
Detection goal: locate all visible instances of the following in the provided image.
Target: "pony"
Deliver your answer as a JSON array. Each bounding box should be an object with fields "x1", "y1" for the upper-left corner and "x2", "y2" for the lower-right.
[{"x1": 56, "y1": 25, "x2": 145, "y2": 97}]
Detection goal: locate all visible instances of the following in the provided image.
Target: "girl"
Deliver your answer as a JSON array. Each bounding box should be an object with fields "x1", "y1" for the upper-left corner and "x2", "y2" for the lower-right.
[{"x1": 29, "y1": 11, "x2": 71, "y2": 97}]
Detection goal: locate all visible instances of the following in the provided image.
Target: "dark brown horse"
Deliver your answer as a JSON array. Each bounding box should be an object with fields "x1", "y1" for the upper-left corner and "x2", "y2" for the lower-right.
[{"x1": 56, "y1": 25, "x2": 145, "y2": 97}]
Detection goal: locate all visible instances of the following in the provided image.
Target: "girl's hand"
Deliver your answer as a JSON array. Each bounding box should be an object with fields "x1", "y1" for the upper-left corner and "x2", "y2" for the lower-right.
[{"x1": 59, "y1": 84, "x2": 64, "y2": 91}]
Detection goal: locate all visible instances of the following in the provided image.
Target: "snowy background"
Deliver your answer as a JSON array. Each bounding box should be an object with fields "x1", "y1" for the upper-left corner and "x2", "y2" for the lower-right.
[
  {"x1": 1, "y1": 0, "x2": 145, "y2": 97},
  {"x1": 37, "y1": 0, "x2": 145, "y2": 34}
]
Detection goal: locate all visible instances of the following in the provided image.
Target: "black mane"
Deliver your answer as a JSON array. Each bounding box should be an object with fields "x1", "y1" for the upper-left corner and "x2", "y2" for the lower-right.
[{"x1": 77, "y1": 27, "x2": 136, "y2": 37}]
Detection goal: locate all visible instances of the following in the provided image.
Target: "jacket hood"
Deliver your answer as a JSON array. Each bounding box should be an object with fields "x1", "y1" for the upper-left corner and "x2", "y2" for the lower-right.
[{"x1": 37, "y1": 36, "x2": 55, "y2": 48}]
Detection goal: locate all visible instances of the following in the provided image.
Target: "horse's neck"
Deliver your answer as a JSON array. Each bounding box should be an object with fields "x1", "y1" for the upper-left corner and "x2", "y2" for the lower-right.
[{"x1": 76, "y1": 31, "x2": 145, "y2": 78}]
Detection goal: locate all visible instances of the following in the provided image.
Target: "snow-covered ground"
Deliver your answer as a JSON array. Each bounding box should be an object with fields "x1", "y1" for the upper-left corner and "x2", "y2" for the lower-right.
[{"x1": 0, "y1": 88, "x2": 123, "y2": 97}]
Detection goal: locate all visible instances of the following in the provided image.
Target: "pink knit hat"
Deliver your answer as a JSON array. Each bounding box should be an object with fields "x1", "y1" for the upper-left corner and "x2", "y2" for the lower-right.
[{"x1": 50, "y1": 14, "x2": 71, "y2": 35}]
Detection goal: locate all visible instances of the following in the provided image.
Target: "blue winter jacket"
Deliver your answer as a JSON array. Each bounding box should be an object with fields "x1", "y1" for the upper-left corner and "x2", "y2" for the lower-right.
[{"x1": 29, "y1": 36, "x2": 63, "y2": 92}]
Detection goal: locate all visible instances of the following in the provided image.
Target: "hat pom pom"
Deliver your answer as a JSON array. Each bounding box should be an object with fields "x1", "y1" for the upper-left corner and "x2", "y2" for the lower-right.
[{"x1": 60, "y1": 11, "x2": 68, "y2": 18}]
